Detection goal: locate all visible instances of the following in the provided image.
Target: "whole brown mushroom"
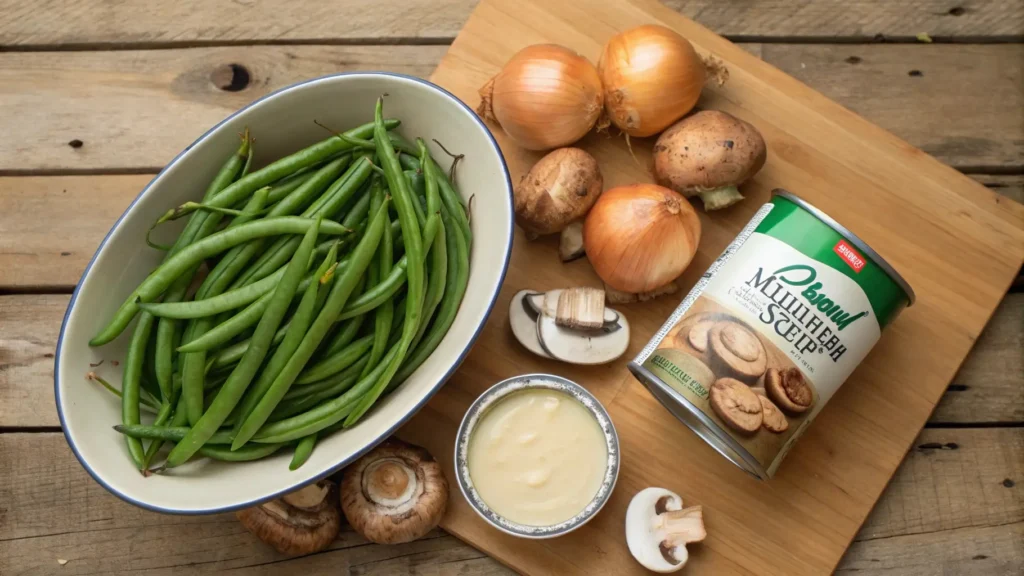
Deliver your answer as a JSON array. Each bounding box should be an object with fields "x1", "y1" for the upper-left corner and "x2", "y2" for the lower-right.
[
  {"x1": 707, "y1": 321, "x2": 768, "y2": 384},
  {"x1": 341, "y1": 439, "x2": 449, "y2": 545},
  {"x1": 652, "y1": 110, "x2": 767, "y2": 211},
  {"x1": 764, "y1": 367, "x2": 815, "y2": 414},
  {"x1": 515, "y1": 147, "x2": 602, "y2": 238},
  {"x1": 236, "y1": 479, "x2": 341, "y2": 556}
]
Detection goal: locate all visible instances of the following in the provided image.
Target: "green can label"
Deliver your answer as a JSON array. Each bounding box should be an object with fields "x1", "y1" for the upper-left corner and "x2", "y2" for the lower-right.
[{"x1": 633, "y1": 194, "x2": 911, "y2": 479}]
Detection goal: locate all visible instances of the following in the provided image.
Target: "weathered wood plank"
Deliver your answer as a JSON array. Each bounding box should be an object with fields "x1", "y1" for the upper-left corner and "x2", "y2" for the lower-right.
[
  {"x1": 2, "y1": 175, "x2": 1020, "y2": 292},
  {"x1": 837, "y1": 524, "x2": 1024, "y2": 575},
  {"x1": 0, "y1": 429, "x2": 1018, "y2": 574},
  {"x1": 0, "y1": 0, "x2": 1021, "y2": 46},
  {"x1": 2, "y1": 296, "x2": 1020, "y2": 429},
  {"x1": 0, "y1": 44, "x2": 1021, "y2": 172}
]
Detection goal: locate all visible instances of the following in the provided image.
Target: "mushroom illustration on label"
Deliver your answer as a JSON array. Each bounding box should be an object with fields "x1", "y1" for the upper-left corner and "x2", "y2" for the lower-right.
[
  {"x1": 236, "y1": 479, "x2": 341, "y2": 555},
  {"x1": 340, "y1": 440, "x2": 448, "y2": 545},
  {"x1": 764, "y1": 367, "x2": 815, "y2": 414},
  {"x1": 626, "y1": 487, "x2": 707, "y2": 573},
  {"x1": 685, "y1": 320, "x2": 713, "y2": 354},
  {"x1": 758, "y1": 395, "x2": 789, "y2": 433},
  {"x1": 707, "y1": 321, "x2": 767, "y2": 384},
  {"x1": 709, "y1": 377, "x2": 763, "y2": 434},
  {"x1": 509, "y1": 288, "x2": 630, "y2": 365}
]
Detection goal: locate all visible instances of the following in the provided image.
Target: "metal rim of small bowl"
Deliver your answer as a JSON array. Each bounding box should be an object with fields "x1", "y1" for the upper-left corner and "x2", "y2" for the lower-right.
[{"x1": 454, "y1": 373, "x2": 620, "y2": 539}]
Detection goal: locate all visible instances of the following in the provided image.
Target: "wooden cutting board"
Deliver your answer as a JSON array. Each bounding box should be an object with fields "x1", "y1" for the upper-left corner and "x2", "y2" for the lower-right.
[{"x1": 396, "y1": 0, "x2": 1024, "y2": 574}]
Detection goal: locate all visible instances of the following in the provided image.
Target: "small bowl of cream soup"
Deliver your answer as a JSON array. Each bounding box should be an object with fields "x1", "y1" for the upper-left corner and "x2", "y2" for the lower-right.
[{"x1": 454, "y1": 374, "x2": 619, "y2": 538}]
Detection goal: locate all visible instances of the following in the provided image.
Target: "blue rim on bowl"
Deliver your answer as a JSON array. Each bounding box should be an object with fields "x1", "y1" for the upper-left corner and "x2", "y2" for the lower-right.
[
  {"x1": 454, "y1": 374, "x2": 621, "y2": 539},
  {"x1": 54, "y1": 72, "x2": 514, "y2": 515}
]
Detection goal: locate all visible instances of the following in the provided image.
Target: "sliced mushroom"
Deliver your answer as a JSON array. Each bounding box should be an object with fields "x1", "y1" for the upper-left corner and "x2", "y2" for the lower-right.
[
  {"x1": 626, "y1": 487, "x2": 706, "y2": 573},
  {"x1": 340, "y1": 439, "x2": 448, "y2": 545},
  {"x1": 764, "y1": 367, "x2": 815, "y2": 414},
  {"x1": 709, "y1": 377, "x2": 763, "y2": 434},
  {"x1": 559, "y1": 220, "x2": 586, "y2": 262},
  {"x1": 686, "y1": 321, "x2": 713, "y2": 353},
  {"x1": 537, "y1": 313, "x2": 630, "y2": 365},
  {"x1": 509, "y1": 290, "x2": 551, "y2": 358},
  {"x1": 236, "y1": 479, "x2": 341, "y2": 556},
  {"x1": 758, "y1": 395, "x2": 789, "y2": 433},
  {"x1": 707, "y1": 321, "x2": 767, "y2": 384}
]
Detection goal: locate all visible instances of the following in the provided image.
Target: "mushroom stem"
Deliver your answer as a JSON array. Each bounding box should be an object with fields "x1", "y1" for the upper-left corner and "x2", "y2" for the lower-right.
[
  {"x1": 698, "y1": 185, "x2": 744, "y2": 211},
  {"x1": 656, "y1": 505, "x2": 707, "y2": 545}
]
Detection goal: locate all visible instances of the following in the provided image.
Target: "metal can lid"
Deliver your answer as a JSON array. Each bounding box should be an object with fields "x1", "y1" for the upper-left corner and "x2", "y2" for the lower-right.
[{"x1": 772, "y1": 189, "x2": 916, "y2": 306}]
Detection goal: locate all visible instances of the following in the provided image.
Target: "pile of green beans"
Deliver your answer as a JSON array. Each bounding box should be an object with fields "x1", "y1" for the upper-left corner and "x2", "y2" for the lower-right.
[{"x1": 90, "y1": 101, "x2": 472, "y2": 472}]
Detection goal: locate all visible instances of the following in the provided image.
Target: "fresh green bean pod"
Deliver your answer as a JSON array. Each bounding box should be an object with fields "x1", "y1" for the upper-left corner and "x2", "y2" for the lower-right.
[
  {"x1": 122, "y1": 312, "x2": 155, "y2": 468},
  {"x1": 289, "y1": 434, "x2": 317, "y2": 470}
]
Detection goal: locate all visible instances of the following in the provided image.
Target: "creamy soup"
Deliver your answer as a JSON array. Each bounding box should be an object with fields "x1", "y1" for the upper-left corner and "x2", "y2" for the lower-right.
[{"x1": 467, "y1": 389, "x2": 607, "y2": 526}]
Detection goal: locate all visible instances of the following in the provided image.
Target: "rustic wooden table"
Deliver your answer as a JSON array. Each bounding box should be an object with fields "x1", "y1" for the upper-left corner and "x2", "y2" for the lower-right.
[{"x1": 1, "y1": 1, "x2": 1021, "y2": 574}]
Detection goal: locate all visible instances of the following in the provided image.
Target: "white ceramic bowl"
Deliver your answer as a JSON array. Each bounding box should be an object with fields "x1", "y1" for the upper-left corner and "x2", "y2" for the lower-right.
[{"x1": 55, "y1": 73, "x2": 513, "y2": 514}]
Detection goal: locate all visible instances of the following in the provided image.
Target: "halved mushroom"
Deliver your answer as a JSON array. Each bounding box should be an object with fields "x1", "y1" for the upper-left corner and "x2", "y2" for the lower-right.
[
  {"x1": 236, "y1": 479, "x2": 341, "y2": 556},
  {"x1": 340, "y1": 439, "x2": 448, "y2": 545},
  {"x1": 707, "y1": 321, "x2": 767, "y2": 384},
  {"x1": 509, "y1": 290, "x2": 552, "y2": 358},
  {"x1": 709, "y1": 377, "x2": 763, "y2": 434},
  {"x1": 538, "y1": 312, "x2": 630, "y2": 365},
  {"x1": 764, "y1": 367, "x2": 814, "y2": 414},
  {"x1": 626, "y1": 487, "x2": 706, "y2": 573}
]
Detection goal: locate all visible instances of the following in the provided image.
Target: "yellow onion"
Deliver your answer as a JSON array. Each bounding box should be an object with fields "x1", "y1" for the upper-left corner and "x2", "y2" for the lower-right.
[
  {"x1": 478, "y1": 44, "x2": 604, "y2": 150},
  {"x1": 599, "y1": 25, "x2": 706, "y2": 137},
  {"x1": 584, "y1": 184, "x2": 701, "y2": 293}
]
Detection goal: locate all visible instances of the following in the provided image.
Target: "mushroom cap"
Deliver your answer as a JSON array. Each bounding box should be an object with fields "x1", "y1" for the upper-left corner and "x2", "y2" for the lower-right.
[
  {"x1": 236, "y1": 479, "x2": 341, "y2": 556},
  {"x1": 758, "y1": 394, "x2": 790, "y2": 433},
  {"x1": 625, "y1": 487, "x2": 706, "y2": 573},
  {"x1": 340, "y1": 439, "x2": 448, "y2": 545},
  {"x1": 764, "y1": 367, "x2": 815, "y2": 414},
  {"x1": 514, "y1": 147, "x2": 603, "y2": 236},
  {"x1": 686, "y1": 320, "x2": 713, "y2": 353},
  {"x1": 652, "y1": 110, "x2": 767, "y2": 196},
  {"x1": 707, "y1": 321, "x2": 767, "y2": 383},
  {"x1": 709, "y1": 377, "x2": 763, "y2": 434}
]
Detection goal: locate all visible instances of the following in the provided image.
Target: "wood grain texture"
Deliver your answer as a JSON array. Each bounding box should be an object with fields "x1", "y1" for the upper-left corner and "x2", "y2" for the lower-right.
[
  {"x1": 1, "y1": 0, "x2": 1021, "y2": 46},
  {"x1": 0, "y1": 430, "x2": 1018, "y2": 575},
  {"x1": 0, "y1": 43, "x2": 1021, "y2": 172},
  {"x1": 3, "y1": 293, "x2": 1021, "y2": 428},
  {"x1": 839, "y1": 523, "x2": 1024, "y2": 575},
  {"x1": 2, "y1": 175, "x2": 1019, "y2": 292},
  {"x1": 406, "y1": 0, "x2": 1024, "y2": 574}
]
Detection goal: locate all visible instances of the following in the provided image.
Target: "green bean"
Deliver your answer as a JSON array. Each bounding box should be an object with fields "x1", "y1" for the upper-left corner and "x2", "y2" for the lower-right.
[
  {"x1": 318, "y1": 308, "x2": 365, "y2": 358},
  {"x1": 336, "y1": 257, "x2": 407, "y2": 320},
  {"x1": 289, "y1": 433, "x2": 317, "y2": 470},
  {"x1": 90, "y1": 217, "x2": 351, "y2": 346},
  {"x1": 295, "y1": 334, "x2": 374, "y2": 385},
  {"x1": 412, "y1": 139, "x2": 449, "y2": 347},
  {"x1": 122, "y1": 312, "x2": 155, "y2": 468},
  {"x1": 254, "y1": 342, "x2": 401, "y2": 443},
  {"x1": 141, "y1": 394, "x2": 177, "y2": 469},
  {"x1": 164, "y1": 216, "x2": 323, "y2": 468},
  {"x1": 391, "y1": 205, "x2": 470, "y2": 389},
  {"x1": 231, "y1": 199, "x2": 389, "y2": 449},
  {"x1": 398, "y1": 153, "x2": 420, "y2": 171},
  {"x1": 232, "y1": 244, "x2": 338, "y2": 438},
  {"x1": 234, "y1": 157, "x2": 373, "y2": 288},
  {"x1": 115, "y1": 424, "x2": 233, "y2": 445},
  {"x1": 206, "y1": 321, "x2": 288, "y2": 373},
  {"x1": 362, "y1": 178, "x2": 393, "y2": 378},
  {"x1": 338, "y1": 101, "x2": 428, "y2": 427},
  {"x1": 199, "y1": 442, "x2": 286, "y2": 462},
  {"x1": 266, "y1": 170, "x2": 315, "y2": 205},
  {"x1": 140, "y1": 266, "x2": 284, "y2": 319}
]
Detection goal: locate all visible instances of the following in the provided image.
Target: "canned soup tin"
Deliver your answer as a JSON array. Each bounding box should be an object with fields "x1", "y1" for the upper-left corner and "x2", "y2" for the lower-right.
[{"x1": 630, "y1": 190, "x2": 915, "y2": 480}]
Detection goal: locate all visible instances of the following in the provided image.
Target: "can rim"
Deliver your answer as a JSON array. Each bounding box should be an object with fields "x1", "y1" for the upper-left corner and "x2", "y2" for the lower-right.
[
  {"x1": 772, "y1": 189, "x2": 916, "y2": 306},
  {"x1": 629, "y1": 363, "x2": 768, "y2": 481}
]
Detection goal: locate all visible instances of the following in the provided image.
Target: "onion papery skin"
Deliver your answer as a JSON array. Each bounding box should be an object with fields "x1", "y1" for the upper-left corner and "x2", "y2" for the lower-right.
[
  {"x1": 599, "y1": 25, "x2": 706, "y2": 137},
  {"x1": 583, "y1": 183, "x2": 701, "y2": 293},
  {"x1": 478, "y1": 44, "x2": 604, "y2": 150}
]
